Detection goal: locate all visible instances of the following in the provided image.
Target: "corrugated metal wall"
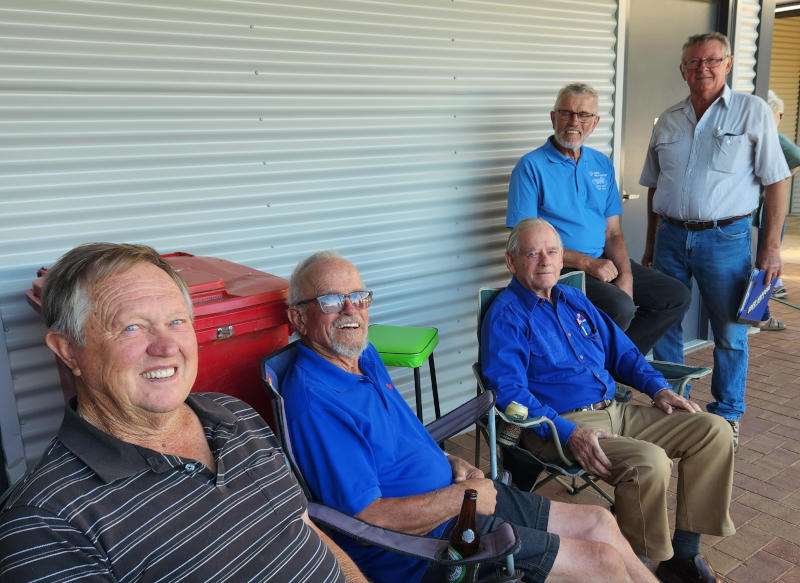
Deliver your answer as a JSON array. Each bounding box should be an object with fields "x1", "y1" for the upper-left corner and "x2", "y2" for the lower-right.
[
  {"x1": 0, "y1": 0, "x2": 621, "y2": 471},
  {"x1": 770, "y1": 16, "x2": 800, "y2": 214},
  {"x1": 732, "y1": 0, "x2": 761, "y2": 93}
]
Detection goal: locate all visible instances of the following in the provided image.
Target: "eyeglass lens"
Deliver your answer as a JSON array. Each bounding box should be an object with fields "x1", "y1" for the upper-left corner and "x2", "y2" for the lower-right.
[{"x1": 317, "y1": 290, "x2": 373, "y2": 313}]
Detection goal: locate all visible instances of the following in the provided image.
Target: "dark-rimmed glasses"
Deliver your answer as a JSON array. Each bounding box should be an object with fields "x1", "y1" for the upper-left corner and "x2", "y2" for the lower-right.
[
  {"x1": 682, "y1": 56, "x2": 728, "y2": 70},
  {"x1": 555, "y1": 109, "x2": 597, "y2": 122},
  {"x1": 294, "y1": 290, "x2": 373, "y2": 314}
]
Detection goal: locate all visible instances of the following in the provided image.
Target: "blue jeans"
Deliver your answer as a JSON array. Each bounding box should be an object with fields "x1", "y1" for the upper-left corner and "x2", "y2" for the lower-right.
[{"x1": 652, "y1": 217, "x2": 752, "y2": 421}]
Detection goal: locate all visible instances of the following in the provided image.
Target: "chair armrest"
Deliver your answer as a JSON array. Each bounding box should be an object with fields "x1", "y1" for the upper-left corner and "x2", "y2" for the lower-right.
[
  {"x1": 496, "y1": 409, "x2": 574, "y2": 467},
  {"x1": 426, "y1": 390, "x2": 495, "y2": 443},
  {"x1": 308, "y1": 502, "x2": 519, "y2": 565}
]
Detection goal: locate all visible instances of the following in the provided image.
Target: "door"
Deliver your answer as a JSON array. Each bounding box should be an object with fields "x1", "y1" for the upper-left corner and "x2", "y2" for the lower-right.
[{"x1": 619, "y1": 0, "x2": 720, "y2": 346}]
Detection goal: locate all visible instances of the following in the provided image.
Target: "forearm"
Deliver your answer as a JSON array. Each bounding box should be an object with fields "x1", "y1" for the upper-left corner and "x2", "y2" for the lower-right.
[
  {"x1": 356, "y1": 482, "x2": 475, "y2": 535},
  {"x1": 306, "y1": 515, "x2": 368, "y2": 583},
  {"x1": 760, "y1": 181, "x2": 789, "y2": 250},
  {"x1": 603, "y1": 233, "x2": 632, "y2": 277},
  {"x1": 644, "y1": 188, "x2": 659, "y2": 250},
  {"x1": 562, "y1": 249, "x2": 595, "y2": 271}
]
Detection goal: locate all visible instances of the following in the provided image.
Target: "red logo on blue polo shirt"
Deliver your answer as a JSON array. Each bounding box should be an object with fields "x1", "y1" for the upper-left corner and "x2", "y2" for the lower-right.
[{"x1": 386, "y1": 383, "x2": 394, "y2": 390}]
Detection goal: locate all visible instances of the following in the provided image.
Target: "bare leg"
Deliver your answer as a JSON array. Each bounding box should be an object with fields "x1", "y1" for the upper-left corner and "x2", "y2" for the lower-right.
[{"x1": 546, "y1": 502, "x2": 657, "y2": 583}]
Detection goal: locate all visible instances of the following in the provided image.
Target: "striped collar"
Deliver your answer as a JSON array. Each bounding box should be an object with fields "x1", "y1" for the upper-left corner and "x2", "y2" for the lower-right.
[{"x1": 58, "y1": 394, "x2": 236, "y2": 484}]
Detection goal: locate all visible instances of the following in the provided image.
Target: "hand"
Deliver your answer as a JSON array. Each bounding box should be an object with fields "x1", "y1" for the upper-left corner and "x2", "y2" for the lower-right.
[
  {"x1": 448, "y1": 455, "x2": 484, "y2": 483},
  {"x1": 586, "y1": 258, "x2": 619, "y2": 283},
  {"x1": 566, "y1": 425, "x2": 615, "y2": 479},
  {"x1": 614, "y1": 271, "x2": 634, "y2": 299},
  {"x1": 461, "y1": 478, "x2": 497, "y2": 515},
  {"x1": 756, "y1": 245, "x2": 783, "y2": 285},
  {"x1": 652, "y1": 389, "x2": 702, "y2": 414}
]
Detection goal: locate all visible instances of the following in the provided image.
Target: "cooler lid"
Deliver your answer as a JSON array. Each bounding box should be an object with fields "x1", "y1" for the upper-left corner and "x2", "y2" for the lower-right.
[
  {"x1": 26, "y1": 252, "x2": 288, "y2": 318},
  {"x1": 162, "y1": 253, "x2": 287, "y2": 317}
]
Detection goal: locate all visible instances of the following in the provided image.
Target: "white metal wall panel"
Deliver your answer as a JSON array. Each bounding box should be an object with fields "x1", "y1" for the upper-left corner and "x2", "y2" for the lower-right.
[
  {"x1": 732, "y1": 0, "x2": 761, "y2": 93},
  {"x1": 0, "y1": 0, "x2": 621, "y2": 470},
  {"x1": 770, "y1": 16, "x2": 800, "y2": 214}
]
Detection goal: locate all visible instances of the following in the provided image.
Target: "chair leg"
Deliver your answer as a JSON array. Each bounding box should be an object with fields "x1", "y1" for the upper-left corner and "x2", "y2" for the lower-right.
[
  {"x1": 428, "y1": 354, "x2": 441, "y2": 420},
  {"x1": 413, "y1": 367, "x2": 423, "y2": 421}
]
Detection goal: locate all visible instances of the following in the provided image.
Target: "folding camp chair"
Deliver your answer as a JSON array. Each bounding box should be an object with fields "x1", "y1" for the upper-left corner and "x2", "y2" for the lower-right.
[
  {"x1": 475, "y1": 271, "x2": 712, "y2": 502},
  {"x1": 262, "y1": 341, "x2": 521, "y2": 582}
]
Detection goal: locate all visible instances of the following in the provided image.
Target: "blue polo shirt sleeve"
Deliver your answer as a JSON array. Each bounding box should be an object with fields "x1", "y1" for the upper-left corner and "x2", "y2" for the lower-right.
[
  {"x1": 603, "y1": 158, "x2": 623, "y2": 218},
  {"x1": 480, "y1": 300, "x2": 577, "y2": 444},
  {"x1": 285, "y1": 381, "x2": 382, "y2": 516},
  {"x1": 588, "y1": 299, "x2": 669, "y2": 397},
  {"x1": 506, "y1": 155, "x2": 540, "y2": 228}
]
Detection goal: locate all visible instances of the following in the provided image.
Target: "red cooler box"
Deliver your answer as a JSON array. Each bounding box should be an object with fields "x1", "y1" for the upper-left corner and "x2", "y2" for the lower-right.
[{"x1": 27, "y1": 252, "x2": 288, "y2": 430}]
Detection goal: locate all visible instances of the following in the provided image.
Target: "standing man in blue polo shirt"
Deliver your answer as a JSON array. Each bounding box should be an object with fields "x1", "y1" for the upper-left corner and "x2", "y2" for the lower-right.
[
  {"x1": 507, "y1": 82, "x2": 690, "y2": 356},
  {"x1": 481, "y1": 219, "x2": 735, "y2": 583},
  {"x1": 281, "y1": 251, "x2": 658, "y2": 583},
  {"x1": 640, "y1": 33, "x2": 791, "y2": 447}
]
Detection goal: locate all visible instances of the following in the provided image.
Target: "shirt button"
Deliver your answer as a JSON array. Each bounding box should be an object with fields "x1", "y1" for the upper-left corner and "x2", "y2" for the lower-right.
[
  {"x1": 184, "y1": 463, "x2": 196, "y2": 472},
  {"x1": 566, "y1": 332, "x2": 572, "y2": 337}
]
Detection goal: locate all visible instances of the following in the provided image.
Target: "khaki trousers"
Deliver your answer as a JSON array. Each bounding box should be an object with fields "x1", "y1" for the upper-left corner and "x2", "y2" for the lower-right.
[{"x1": 521, "y1": 401, "x2": 736, "y2": 561}]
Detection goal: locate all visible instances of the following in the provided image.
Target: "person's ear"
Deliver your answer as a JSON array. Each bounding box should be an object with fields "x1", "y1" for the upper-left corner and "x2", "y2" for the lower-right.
[
  {"x1": 287, "y1": 306, "x2": 307, "y2": 336},
  {"x1": 45, "y1": 331, "x2": 82, "y2": 377},
  {"x1": 505, "y1": 252, "x2": 517, "y2": 275}
]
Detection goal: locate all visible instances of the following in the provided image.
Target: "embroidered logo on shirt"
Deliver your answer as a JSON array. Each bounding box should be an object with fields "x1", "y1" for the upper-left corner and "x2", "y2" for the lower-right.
[
  {"x1": 386, "y1": 383, "x2": 395, "y2": 390},
  {"x1": 588, "y1": 170, "x2": 609, "y2": 191}
]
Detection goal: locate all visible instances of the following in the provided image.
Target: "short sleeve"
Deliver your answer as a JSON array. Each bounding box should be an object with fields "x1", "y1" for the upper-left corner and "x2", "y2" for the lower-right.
[{"x1": 507, "y1": 157, "x2": 541, "y2": 228}]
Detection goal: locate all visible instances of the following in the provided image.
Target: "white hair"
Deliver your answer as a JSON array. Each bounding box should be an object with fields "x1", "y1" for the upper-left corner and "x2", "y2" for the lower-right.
[
  {"x1": 507, "y1": 219, "x2": 563, "y2": 255},
  {"x1": 767, "y1": 90, "x2": 784, "y2": 115}
]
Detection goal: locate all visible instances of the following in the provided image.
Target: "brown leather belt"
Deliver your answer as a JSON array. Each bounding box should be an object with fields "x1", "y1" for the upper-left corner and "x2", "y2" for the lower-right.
[
  {"x1": 569, "y1": 399, "x2": 613, "y2": 414},
  {"x1": 660, "y1": 214, "x2": 751, "y2": 231}
]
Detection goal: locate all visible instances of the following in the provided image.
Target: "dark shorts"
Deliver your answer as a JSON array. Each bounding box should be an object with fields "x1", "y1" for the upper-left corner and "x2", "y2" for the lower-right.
[{"x1": 422, "y1": 481, "x2": 559, "y2": 583}]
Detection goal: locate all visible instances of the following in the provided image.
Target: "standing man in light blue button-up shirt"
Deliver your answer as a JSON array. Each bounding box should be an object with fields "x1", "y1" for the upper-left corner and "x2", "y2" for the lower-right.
[{"x1": 639, "y1": 32, "x2": 791, "y2": 450}]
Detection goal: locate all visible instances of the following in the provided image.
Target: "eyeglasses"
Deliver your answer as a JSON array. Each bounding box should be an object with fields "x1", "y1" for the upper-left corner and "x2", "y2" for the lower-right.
[
  {"x1": 555, "y1": 109, "x2": 597, "y2": 122},
  {"x1": 294, "y1": 290, "x2": 373, "y2": 314},
  {"x1": 682, "y1": 56, "x2": 727, "y2": 70}
]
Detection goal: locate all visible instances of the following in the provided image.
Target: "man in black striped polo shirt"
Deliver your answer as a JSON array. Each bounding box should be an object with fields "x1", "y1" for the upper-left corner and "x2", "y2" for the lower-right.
[{"x1": 0, "y1": 243, "x2": 365, "y2": 583}]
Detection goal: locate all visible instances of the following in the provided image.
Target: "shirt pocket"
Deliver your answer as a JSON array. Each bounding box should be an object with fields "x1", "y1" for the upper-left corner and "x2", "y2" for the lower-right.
[
  {"x1": 711, "y1": 128, "x2": 749, "y2": 174},
  {"x1": 653, "y1": 131, "x2": 685, "y2": 173}
]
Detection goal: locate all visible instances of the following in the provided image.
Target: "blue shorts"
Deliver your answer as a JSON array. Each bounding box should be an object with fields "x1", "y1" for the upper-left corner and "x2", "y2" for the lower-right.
[{"x1": 422, "y1": 481, "x2": 559, "y2": 583}]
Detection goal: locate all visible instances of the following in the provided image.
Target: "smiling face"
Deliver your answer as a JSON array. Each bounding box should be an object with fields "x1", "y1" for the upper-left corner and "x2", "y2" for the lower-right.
[
  {"x1": 506, "y1": 223, "x2": 564, "y2": 300},
  {"x1": 681, "y1": 40, "x2": 732, "y2": 102},
  {"x1": 288, "y1": 258, "x2": 369, "y2": 369},
  {"x1": 550, "y1": 92, "x2": 599, "y2": 154},
  {"x1": 51, "y1": 262, "x2": 198, "y2": 425}
]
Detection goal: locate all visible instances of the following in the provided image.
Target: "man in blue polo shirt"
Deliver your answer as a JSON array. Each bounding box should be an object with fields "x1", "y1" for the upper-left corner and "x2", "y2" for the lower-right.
[
  {"x1": 507, "y1": 82, "x2": 690, "y2": 355},
  {"x1": 481, "y1": 219, "x2": 735, "y2": 583},
  {"x1": 282, "y1": 251, "x2": 658, "y2": 583}
]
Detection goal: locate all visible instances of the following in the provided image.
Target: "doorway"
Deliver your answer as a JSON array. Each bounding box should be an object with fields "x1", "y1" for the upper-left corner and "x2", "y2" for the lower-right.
[{"x1": 619, "y1": 0, "x2": 720, "y2": 346}]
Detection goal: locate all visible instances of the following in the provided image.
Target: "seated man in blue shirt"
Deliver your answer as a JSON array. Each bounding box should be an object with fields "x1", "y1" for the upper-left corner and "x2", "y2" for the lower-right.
[
  {"x1": 507, "y1": 82, "x2": 690, "y2": 356},
  {"x1": 481, "y1": 218, "x2": 735, "y2": 583},
  {"x1": 282, "y1": 251, "x2": 658, "y2": 583}
]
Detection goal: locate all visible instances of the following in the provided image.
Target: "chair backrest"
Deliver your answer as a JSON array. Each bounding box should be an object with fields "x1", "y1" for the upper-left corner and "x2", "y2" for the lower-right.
[
  {"x1": 478, "y1": 270, "x2": 586, "y2": 332},
  {"x1": 260, "y1": 340, "x2": 313, "y2": 498}
]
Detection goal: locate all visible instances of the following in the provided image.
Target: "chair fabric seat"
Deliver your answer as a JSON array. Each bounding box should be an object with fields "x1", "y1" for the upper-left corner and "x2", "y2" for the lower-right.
[{"x1": 368, "y1": 324, "x2": 439, "y2": 368}]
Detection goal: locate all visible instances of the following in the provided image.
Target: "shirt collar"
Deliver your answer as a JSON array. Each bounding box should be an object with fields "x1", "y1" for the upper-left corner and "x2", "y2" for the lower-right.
[
  {"x1": 295, "y1": 342, "x2": 375, "y2": 393},
  {"x1": 508, "y1": 277, "x2": 565, "y2": 310},
  {"x1": 542, "y1": 136, "x2": 580, "y2": 165},
  {"x1": 680, "y1": 84, "x2": 732, "y2": 120},
  {"x1": 57, "y1": 394, "x2": 236, "y2": 483}
]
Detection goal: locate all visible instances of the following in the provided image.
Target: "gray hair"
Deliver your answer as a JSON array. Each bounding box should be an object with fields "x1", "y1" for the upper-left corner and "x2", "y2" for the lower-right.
[
  {"x1": 288, "y1": 250, "x2": 346, "y2": 305},
  {"x1": 767, "y1": 90, "x2": 784, "y2": 115},
  {"x1": 42, "y1": 243, "x2": 192, "y2": 346},
  {"x1": 682, "y1": 32, "x2": 731, "y2": 60},
  {"x1": 507, "y1": 219, "x2": 563, "y2": 255},
  {"x1": 554, "y1": 82, "x2": 599, "y2": 110}
]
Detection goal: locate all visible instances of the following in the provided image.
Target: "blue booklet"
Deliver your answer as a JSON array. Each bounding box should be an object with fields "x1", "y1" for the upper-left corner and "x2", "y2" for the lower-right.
[{"x1": 737, "y1": 269, "x2": 777, "y2": 325}]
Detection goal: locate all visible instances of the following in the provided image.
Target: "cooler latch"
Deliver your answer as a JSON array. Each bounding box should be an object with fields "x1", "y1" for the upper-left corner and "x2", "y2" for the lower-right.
[{"x1": 216, "y1": 325, "x2": 235, "y2": 340}]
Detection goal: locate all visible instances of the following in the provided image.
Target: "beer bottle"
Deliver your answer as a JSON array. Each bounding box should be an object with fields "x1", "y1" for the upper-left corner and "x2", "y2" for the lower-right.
[{"x1": 446, "y1": 489, "x2": 480, "y2": 583}]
